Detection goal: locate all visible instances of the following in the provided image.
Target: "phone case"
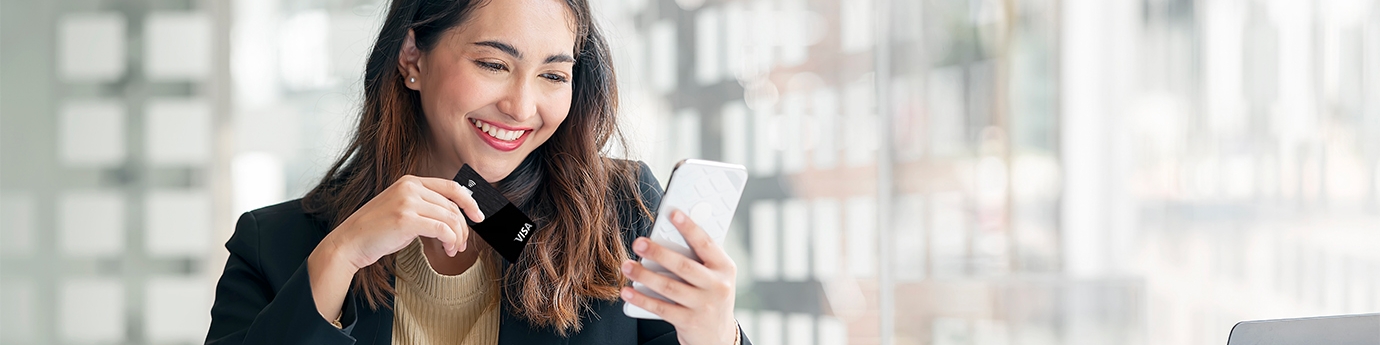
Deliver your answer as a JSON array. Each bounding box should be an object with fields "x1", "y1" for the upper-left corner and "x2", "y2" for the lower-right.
[{"x1": 624, "y1": 159, "x2": 748, "y2": 319}]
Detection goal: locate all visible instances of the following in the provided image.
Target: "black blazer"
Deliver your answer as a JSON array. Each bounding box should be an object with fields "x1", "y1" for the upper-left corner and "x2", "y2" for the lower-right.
[{"x1": 205, "y1": 161, "x2": 751, "y2": 345}]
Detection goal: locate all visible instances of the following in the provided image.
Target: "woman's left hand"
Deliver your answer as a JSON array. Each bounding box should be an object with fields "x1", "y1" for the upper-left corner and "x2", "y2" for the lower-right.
[{"x1": 621, "y1": 209, "x2": 739, "y2": 345}]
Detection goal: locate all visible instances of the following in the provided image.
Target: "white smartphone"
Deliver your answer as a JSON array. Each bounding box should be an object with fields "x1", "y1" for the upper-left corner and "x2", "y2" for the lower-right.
[{"x1": 624, "y1": 159, "x2": 748, "y2": 319}]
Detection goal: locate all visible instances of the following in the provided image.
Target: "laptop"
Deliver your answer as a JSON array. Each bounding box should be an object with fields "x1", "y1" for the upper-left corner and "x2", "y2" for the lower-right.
[{"x1": 1227, "y1": 313, "x2": 1380, "y2": 345}]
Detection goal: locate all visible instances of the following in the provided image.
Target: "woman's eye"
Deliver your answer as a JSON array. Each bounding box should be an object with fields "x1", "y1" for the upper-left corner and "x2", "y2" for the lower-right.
[
  {"x1": 541, "y1": 73, "x2": 569, "y2": 83},
  {"x1": 475, "y1": 60, "x2": 507, "y2": 72}
]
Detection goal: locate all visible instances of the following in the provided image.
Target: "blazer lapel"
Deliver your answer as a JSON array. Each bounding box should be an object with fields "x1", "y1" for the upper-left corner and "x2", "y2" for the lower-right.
[
  {"x1": 342, "y1": 275, "x2": 396, "y2": 345},
  {"x1": 355, "y1": 300, "x2": 394, "y2": 345},
  {"x1": 498, "y1": 301, "x2": 569, "y2": 345},
  {"x1": 494, "y1": 258, "x2": 567, "y2": 345}
]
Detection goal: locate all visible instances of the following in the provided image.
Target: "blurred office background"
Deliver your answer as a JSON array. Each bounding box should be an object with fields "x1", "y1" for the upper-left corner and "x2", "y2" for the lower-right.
[{"x1": 2, "y1": 0, "x2": 1378, "y2": 344}]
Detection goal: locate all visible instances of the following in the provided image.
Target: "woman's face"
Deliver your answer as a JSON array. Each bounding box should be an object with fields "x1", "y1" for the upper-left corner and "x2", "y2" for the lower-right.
[{"x1": 401, "y1": 0, "x2": 577, "y2": 181}]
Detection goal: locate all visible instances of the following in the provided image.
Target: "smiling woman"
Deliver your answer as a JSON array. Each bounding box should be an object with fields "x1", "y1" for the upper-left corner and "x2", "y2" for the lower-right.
[{"x1": 203, "y1": 0, "x2": 750, "y2": 344}]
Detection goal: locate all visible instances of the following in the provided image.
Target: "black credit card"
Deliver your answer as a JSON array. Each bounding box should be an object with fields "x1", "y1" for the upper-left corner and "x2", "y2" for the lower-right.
[{"x1": 453, "y1": 164, "x2": 535, "y2": 263}]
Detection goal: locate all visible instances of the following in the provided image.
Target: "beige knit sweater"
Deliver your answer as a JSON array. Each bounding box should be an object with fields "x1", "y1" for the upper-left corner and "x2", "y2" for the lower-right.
[{"x1": 392, "y1": 239, "x2": 501, "y2": 345}]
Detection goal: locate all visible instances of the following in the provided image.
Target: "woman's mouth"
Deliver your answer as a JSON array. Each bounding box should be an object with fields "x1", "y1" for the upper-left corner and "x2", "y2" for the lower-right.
[{"x1": 470, "y1": 118, "x2": 531, "y2": 152}]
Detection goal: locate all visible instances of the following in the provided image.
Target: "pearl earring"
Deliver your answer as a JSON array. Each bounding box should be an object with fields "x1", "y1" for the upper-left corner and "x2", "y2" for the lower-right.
[{"x1": 409, "y1": 77, "x2": 416, "y2": 83}]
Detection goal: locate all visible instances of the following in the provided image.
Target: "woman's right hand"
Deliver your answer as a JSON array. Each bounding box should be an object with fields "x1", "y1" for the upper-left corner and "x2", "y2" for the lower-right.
[
  {"x1": 327, "y1": 175, "x2": 486, "y2": 270},
  {"x1": 307, "y1": 175, "x2": 485, "y2": 324}
]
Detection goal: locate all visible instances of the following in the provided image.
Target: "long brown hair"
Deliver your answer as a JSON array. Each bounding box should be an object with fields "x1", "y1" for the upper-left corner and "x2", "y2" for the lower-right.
[{"x1": 302, "y1": 0, "x2": 648, "y2": 335}]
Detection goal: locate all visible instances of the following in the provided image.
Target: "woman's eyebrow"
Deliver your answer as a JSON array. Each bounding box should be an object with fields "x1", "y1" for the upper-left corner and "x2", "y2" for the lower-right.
[
  {"x1": 545, "y1": 54, "x2": 575, "y2": 64},
  {"x1": 474, "y1": 40, "x2": 522, "y2": 59},
  {"x1": 473, "y1": 40, "x2": 574, "y2": 64}
]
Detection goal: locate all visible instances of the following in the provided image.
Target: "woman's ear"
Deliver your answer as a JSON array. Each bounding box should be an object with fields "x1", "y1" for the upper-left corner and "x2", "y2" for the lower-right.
[{"x1": 399, "y1": 29, "x2": 423, "y2": 91}]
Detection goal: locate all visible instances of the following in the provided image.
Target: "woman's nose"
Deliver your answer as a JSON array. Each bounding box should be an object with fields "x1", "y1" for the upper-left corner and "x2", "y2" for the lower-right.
[{"x1": 496, "y1": 79, "x2": 538, "y2": 122}]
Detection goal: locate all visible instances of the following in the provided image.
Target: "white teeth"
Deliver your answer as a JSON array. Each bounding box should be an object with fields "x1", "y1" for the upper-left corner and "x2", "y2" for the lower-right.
[{"x1": 471, "y1": 119, "x2": 524, "y2": 142}]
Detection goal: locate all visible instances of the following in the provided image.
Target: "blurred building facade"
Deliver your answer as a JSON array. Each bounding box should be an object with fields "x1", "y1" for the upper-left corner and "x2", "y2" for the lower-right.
[{"x1": 1, "y1": 0, "x2": 1377, "y2": 344}]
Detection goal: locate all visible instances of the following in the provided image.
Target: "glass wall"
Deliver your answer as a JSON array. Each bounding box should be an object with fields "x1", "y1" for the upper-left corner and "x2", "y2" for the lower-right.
[
  {"x1": 2, "y1": 0, "x2": 1377, "y2": 344},
  {"x1": 2, "y1": 1, "x2": 232, "y2": 343}
]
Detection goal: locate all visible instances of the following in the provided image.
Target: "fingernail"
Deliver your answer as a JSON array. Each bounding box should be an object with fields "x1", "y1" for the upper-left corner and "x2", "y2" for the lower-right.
[
  {"x1": 620, "y1": 288, "x2": 633, "y2": 300},
  {"x1": 633, "y1": 238, "x2": 648, "y2": 253},
  {"x1": 621, "y1": 261, "x2": 633, "y2": 275},
  {"x1": 672, "y1": 210, "x2": 684, "y2": 223}
]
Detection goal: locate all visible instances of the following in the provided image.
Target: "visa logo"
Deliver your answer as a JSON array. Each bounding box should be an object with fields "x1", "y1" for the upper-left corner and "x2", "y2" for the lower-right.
[{"x1": 514, "y1": 223, "x2": 533, "y2": 242}]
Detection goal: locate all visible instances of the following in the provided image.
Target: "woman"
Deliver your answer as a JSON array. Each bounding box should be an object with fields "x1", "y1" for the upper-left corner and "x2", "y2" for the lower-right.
[{"x1": 205, "y1": 0, "x2": 749, "y2": 344}]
